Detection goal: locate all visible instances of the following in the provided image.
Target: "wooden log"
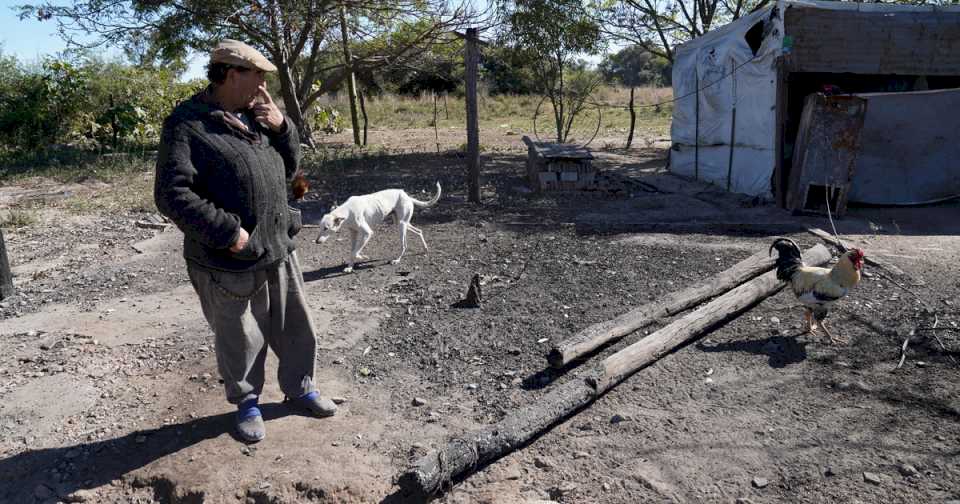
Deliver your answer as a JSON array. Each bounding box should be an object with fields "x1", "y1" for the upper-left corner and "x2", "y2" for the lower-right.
[
  {"x1": 807, "y1": 227, "x2": 904, "y2": 275},
  {"x1": 548, "y1": 248, "x2": 781, "y2": 369},
  {"x1": 397, "y1": 244, "x2": 831, "y2": 498},
  {"x1": 593, "y1": 244, "x2": 831, "y2": 393},
  {"x1": 396, "y1": 376, "x2": 598, "y2": 498}
]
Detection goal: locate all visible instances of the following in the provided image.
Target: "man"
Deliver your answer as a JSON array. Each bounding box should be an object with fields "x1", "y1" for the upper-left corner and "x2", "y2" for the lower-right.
[{"x1": 155, "y1": 39, "x2": 336, "y2": 443}]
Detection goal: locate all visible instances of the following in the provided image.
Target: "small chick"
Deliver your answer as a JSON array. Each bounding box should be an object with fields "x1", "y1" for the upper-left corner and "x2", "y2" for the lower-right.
[{"x1": 291, "y1": 171, "x2": 309, "y2": 200}]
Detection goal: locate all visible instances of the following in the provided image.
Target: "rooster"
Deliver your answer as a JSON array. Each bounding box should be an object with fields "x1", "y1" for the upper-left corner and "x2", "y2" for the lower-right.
[
  {"x1": 291, "y1": 170, "x2": 309, "y2": 200},
  {"x1": 769, "y1": 238, "x2": 865, "y2": 344}
]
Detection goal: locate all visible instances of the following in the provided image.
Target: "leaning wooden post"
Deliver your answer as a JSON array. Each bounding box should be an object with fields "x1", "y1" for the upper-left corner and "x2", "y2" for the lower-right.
[
  {"x1": 807, "y1": 227, "x2": 903, "y2": 275},
  {"x1": 0, "y1": 229, "x2": 13, "y2": 299},
  {"x1": 465, "y1": 27, "x2": 481, "y2": 204},
  {"x1": 339, "y1": 3, "x2": 362, "y2": 146},
  {"x1": 396, "y1": 244, "x2": 833, "y2": 497}
]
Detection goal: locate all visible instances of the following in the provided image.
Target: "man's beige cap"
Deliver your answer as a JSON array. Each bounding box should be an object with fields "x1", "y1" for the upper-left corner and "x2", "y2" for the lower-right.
[{"x1": 210, "y1": 39, "x2": 277, "y2": 72}]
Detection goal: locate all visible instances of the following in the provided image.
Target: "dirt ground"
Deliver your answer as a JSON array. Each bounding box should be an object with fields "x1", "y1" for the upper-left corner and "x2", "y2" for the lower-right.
[{"x1": 1, "y1": 127, "x2": 959, "y2": 504}]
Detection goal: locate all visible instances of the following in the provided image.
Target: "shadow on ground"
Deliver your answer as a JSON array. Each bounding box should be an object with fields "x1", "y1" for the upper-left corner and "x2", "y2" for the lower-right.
[
  {"x1": 0, "y1": 404, "x2": 296, "y2": 502},
  {"x1": 697, "y1": 333, "x2": 810, "y2": 368}
]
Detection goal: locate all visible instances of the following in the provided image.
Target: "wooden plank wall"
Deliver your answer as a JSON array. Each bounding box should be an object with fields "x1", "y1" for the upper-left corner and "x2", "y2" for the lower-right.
[{"x1": 785, "y1": 8, "x2": 960, "y2": 75}]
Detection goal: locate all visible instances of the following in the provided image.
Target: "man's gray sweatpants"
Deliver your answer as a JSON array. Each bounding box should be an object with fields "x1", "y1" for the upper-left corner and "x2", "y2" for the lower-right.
[{"x1": 187, "y1": 251, "x2": 317, "y2": 405}]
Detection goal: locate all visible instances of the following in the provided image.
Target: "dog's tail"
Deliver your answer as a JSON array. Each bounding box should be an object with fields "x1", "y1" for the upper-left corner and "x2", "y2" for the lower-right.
[{"x1": 410, "y1": 182, "x2": 442, "y2": 208}]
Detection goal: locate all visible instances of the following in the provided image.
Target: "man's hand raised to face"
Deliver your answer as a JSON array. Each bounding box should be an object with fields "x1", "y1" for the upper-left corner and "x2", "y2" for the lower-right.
[{"x1": 254, "y1": 84, "x2": 285, "y2": 132}]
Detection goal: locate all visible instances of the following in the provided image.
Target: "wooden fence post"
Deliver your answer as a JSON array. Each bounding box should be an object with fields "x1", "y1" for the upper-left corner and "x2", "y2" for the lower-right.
[
  {"x1": 0, "y1": 229, "x2": 14, "y2": 300},
  {"x1": 339, "y1": 3, "x2": 362, "y2": 146},
  {"x1": 465, "y1": 27, "x2": 481, "y2": 204}
]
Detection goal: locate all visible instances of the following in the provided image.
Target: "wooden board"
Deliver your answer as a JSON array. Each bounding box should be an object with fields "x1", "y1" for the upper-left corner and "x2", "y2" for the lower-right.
[
  {"x1": 786, "y1": 93, "x2": 867, "y2": 216},
  {"x1": 521, "y1": 135, "x2": 594, "y2": 160},
  {"x1": 785, "y1": 7, "x2": 960, "y2": 76}
]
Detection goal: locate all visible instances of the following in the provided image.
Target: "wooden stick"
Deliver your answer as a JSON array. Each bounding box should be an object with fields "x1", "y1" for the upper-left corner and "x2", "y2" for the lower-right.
[
  {"x1": 896, "y1": 329, "x2": 915, "y2": 371},
  {"x1": 896, "y1": 314, "x2": 957, "y2": 370},
  {"x1": 594, "y1": 244, "x2": 832, "y2": 393},
  {"x1": 807, "y1": 227, "x2": 904, "y2": 275},
  {"x1": 872, "y1": 269, "x2": 931, "y2": 310},
  {"x1": 549, "y1": 249, "x2": 780, "y2": 369},
  {"x1": 397, "y1": 244, "x2": 831, "y2": 497}
]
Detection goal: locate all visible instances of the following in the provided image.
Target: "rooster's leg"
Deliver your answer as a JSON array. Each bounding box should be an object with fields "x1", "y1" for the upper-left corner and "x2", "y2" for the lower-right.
[
  {"x1": 804, "y1": 308, "x2": 816, "y2": 334},
  {"x1": 820, "y1": 320, "x2": 846, "y2": 345}
]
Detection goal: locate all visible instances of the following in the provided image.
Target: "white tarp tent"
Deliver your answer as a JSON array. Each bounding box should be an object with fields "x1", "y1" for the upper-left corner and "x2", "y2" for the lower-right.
[{"x1": 670, "y1": 3, "x2": 784, "y2": 198}]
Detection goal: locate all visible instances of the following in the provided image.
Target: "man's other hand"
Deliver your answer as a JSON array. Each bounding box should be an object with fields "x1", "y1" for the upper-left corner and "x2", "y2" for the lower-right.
[{"x1": 230, "y1": 227, "x2": 250, "y2": 253}]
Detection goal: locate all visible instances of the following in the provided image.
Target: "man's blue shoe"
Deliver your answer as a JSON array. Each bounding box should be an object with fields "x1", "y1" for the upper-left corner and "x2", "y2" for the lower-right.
[
  {"x1": 293, "y1": 391, "x2": 337, "y2": 417},
  {"x1": 236, "y1": 399, "x2": 265, "y2": 442}
]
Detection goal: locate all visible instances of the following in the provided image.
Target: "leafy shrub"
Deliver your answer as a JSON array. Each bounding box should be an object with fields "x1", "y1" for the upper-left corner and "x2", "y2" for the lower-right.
[
  {"x1": 0, "y1": 59, "x2": 92, "y2": 152},
  {"x1": 0, "y1": 209, "x2": 38, "y2": 229},
  {"x1": 310, "y1": 105, "x2": 344, "y2": 135},
  {"x1": 0, "y1": 54, "x2": 202, "y2": 156}
]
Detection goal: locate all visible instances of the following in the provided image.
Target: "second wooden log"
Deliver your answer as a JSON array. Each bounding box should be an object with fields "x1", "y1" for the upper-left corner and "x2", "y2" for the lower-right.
[
  {"x1": 549, "y1": 248, "x2": 779, "y2": 369},
  {"x1": 593, "y1": 244, "x2": 832, "y2": 392}
]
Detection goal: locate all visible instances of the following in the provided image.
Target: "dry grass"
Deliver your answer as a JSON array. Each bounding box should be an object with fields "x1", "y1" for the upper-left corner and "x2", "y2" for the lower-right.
[
  {"x1": 0, "y1": 209, "x2": 39, "y2": 229},
  {"x1": 1, "y1": 153, "x2": 158, "y2": 224},
  {"x1": 315, "y1": 85, "x2": 674, "y2": 140},
  {"x1": 1, "y1": 86, "x2": 676, "y2": 219}
]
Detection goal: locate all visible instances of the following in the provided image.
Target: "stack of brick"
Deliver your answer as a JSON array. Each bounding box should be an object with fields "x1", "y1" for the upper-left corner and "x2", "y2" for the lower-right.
[{"x1": 522, "y1": 135, "x2": 596, "y2": 192}]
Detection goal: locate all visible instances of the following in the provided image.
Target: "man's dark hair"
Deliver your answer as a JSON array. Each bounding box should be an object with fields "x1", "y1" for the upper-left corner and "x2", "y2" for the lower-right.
[{"x1": 207, "y1": 62, "x2": 250, "y2": 84}]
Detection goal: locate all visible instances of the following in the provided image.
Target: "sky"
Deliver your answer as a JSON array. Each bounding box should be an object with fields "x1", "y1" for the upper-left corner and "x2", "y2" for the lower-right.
[
  {"x1": 1, "y1": 0, "x2": 602, "y2": 81},
  {"x1": 0, "y1": 0, "x2": 207, "y2": 80}
]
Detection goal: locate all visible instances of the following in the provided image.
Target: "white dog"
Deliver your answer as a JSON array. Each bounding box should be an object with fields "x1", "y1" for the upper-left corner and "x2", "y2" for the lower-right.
[{"x1": 314, "y1": 182, "x2": 441, "y2": 272}]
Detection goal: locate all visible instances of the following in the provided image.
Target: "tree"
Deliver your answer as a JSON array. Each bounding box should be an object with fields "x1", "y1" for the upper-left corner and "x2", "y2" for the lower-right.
[
  {"x1": 595, "y1": 0, "x2": 758, "y2": 64},
  {"x1": 499, "y1": 0, "x2": 604, "y2": 143},
  {"x1": 599, "y1": 44, "x2": 671, "y2": 148},
  {"x1": 19, "y1": 0, "x2": 481, "y2": 147},
  {"x1": 599, "y1": 44, "x2": 669, "y2": 87},
  {"x1": 122, "y1": 31, "x2": 190, "y2": 76},
  {"x1": 0, "y1": 59, "x2": 92, "y2": 152},
  {"x1": 479, "y1": 43, "x2": 538, "y2": 96}
]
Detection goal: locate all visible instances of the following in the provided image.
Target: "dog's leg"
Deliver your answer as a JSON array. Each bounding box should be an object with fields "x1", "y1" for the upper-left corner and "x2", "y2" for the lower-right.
[
  {"x1": 353, "y1": 223, "x2": 374, "y2": 263},
  {"x1": 391, "y1": 222, "x2": 409, "y2": 265},
  {"x1": 406, "y1": 223, "x2": 429, "y2": 251},
  {"x1": 344, "y1": 229, "x2": 360, "y2": 273}
]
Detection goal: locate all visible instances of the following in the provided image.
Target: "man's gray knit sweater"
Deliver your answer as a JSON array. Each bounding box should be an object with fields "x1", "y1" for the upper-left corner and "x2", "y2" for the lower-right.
[{"x1": 154, "y1": 89, "x2": 303, "y2": 272}]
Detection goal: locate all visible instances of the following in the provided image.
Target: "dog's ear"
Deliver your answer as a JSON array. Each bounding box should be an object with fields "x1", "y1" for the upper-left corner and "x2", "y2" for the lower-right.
[{"x1": 331, "y1": 216, "x2": 345, "y2": 231}]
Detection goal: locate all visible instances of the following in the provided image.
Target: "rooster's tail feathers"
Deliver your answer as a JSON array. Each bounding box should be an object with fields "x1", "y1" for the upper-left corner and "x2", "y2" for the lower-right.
[{"x1": 769, "y1": 237, "x2": 804, "y2": 282}]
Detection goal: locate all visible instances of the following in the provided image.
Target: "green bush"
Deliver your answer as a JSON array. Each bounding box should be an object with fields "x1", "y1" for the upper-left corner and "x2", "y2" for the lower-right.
[
  {"x1": 0, "y1": 54, "x2": 202, "y2": 157},
  {"x1": 82, "y1": 61, "x2": 202, "y2": 148},
  {"x1": 310, "y1": 105, "x2": 345, "y2": 135},
  {"x1": 307, "y1": 82, "x2": 345, "y2": 135},
  {"x1": 0, "y1": 59, "x2": 92, "y2": 152}
]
